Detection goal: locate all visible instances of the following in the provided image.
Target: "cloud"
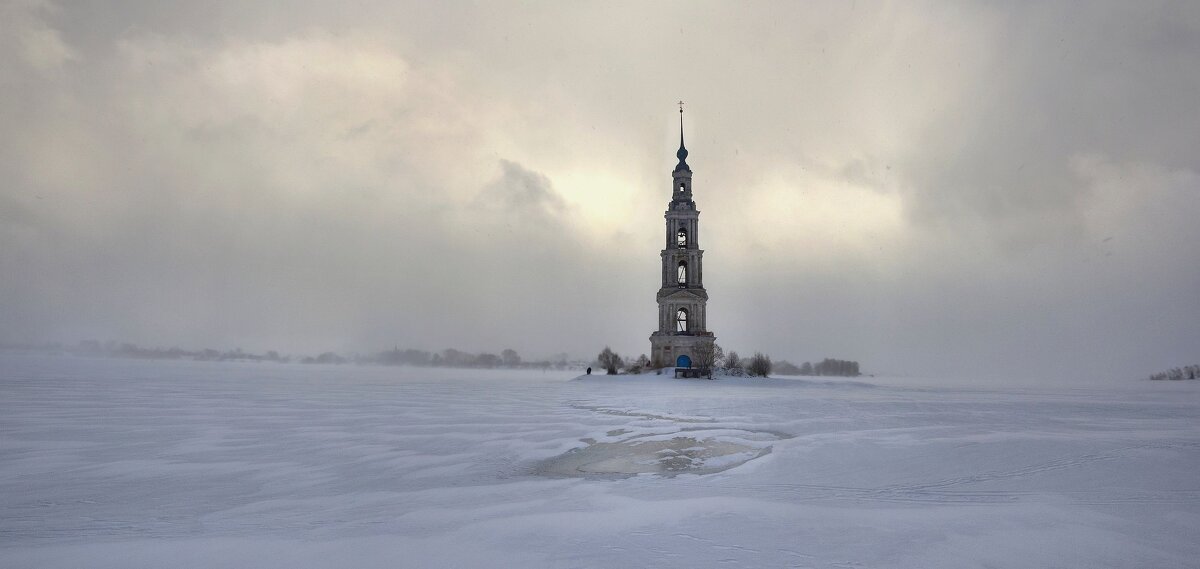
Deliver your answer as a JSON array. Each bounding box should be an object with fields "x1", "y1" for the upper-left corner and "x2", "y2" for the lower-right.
[
  {"x1": 1, "y1": 2, "x2": 1198, "y2": 380},
  {"x1": 894, "y1": 4, "x2": 1200, "y2": 241},
  {"x1": 0, "y1": 17, "x2": 639, "y2": 358},
  {"x1": 479, "y1": 160, "x2": 568, "y2": 220},
  {"x1": 0, "y1": 1, "x2": 75, "y2": 74}
]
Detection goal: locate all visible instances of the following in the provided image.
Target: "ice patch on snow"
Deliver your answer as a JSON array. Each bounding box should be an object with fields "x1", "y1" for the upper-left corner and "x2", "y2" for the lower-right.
[{"x1": 537, "y1": 429, "x2": 782, "y2": 477}]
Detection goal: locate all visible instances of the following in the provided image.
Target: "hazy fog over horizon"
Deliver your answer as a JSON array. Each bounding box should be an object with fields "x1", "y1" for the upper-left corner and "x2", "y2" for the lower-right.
[{"x1": 2, "y1": 1, "x2": 1198, "y2": 381}]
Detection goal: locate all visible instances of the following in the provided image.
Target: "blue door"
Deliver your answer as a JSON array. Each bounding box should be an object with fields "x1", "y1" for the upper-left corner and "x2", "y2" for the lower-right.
[{"x1": 676, "y1": 354, "x2": 691, "y2": 368}]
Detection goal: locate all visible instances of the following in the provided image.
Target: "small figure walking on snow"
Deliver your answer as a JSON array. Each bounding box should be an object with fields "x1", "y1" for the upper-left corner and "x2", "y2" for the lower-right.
[{"x1": 586, "y1": 367, "x2": 592, "y2": 375}]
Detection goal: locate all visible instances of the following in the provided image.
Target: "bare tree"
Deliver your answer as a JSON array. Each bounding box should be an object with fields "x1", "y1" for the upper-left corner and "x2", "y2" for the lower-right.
[
  {"x1": 692, "y1": 342, "x2": 718, "y2": 378},
  {"x1": 725, "y1": 350, "x2": 742, "y2": 371},
  {"x1": 597, "y1": 346, "x2": 623, "y2": 375},
  {"x1": 627, "y1": 354, "x2": 649, "y2": 374},
  {"x1": 747, "y1": 352, "x2": 773, "y2": 377},
  {"x1": 501, "y1": 348, "x2": 521, "y2": 367}
]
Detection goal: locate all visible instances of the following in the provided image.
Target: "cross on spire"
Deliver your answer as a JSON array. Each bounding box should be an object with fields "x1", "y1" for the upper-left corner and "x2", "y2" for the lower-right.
[{"x1": 674, "y1": 100, "x2": 690, "y2": 172}]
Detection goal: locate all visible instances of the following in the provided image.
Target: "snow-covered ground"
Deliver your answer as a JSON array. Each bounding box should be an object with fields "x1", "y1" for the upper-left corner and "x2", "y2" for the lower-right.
[{"x1": 1, "y1": 355, "x2": 1198, "y2": 568}]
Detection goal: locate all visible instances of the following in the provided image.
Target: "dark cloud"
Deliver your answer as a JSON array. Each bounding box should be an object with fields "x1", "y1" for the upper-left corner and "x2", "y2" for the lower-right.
[{"x1": 480, "y1": 160, "x2": 568, "y2": 219}]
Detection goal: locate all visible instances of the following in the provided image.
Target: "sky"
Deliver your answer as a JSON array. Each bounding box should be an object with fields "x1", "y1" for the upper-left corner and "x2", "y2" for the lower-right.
[{"x1": 2, "y1": 1, "x2": 1198, "y2": 380}]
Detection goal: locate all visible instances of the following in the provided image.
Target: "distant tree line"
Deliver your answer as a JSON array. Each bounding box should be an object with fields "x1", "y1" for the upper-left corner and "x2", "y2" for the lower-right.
[
  {"x1": 773, "y1": 361, "x2": 803, "y2": 375},
  {"x1": 49, "y1": 340, "x2": 293, "y2": 363},
  {"x1": 753, "y1": 357, "x2": 861, "y2": 377},
  {"x1": 12, "y1": 338, "x2": 864, "y2": 378},
  {"x1": 361, "y1": 347, "x2": 567, "y2": 370},
  {"x1": 808, "y1": 358, "x2": 860, "y2": 377},
  {"x1": 1147, "y1": 365, "x2": 1199, "y2": 381},
  {"x1": 2, "y1": 341, "x2": 575, "y2": 370}
]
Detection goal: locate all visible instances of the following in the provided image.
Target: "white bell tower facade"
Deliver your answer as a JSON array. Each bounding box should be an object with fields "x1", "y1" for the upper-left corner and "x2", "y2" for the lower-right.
[{"x1": 650, "y1": 105, "x2": 716, "y2": 369}]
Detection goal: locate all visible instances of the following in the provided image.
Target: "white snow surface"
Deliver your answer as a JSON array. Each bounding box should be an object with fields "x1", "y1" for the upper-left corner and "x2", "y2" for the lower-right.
[{"x1": 2, "y1": 354, "x2": 1199, "y2": 568}]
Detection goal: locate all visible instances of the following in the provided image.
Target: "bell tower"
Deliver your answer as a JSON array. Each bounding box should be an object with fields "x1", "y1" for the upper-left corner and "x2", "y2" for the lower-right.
[{"x1": 650, "y1": 103, "x2": 716, "y2": 370}]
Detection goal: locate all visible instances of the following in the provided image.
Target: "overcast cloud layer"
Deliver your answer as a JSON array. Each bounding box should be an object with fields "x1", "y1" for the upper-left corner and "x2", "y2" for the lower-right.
[{"x1": 2, "y1": 1, "x2": 1198, "y2": 380}]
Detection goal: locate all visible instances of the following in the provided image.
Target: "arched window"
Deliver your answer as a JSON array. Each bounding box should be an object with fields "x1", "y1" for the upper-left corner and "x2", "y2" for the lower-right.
[
  {"x1": 677, "y1": 260, "x2": 687, "y2": 286},
  {"x1": 676, "y1": 308, "x2": 689, "y2": 332},
  {"x1": 676, "y1": 227, "x2": 687, "y2": 248},
  {"x1": 678, "y1": 182, "x2": 686, "y2": 193}
]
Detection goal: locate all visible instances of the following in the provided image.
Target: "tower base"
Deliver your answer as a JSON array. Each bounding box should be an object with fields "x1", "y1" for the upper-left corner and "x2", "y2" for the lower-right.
[{"x1": 649, "y1": 332, "x2": 715, "y2": 370}]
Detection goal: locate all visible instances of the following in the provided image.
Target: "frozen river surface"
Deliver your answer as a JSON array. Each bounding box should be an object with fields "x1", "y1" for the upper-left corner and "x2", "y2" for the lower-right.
[{"x1": 2, "y1": 355, "x2": 1198, "y2": 568}]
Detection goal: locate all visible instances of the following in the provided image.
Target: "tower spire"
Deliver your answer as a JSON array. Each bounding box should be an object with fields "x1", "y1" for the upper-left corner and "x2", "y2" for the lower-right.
[{"x1": 675, "y1": 101, "x2": 690, "y2": 171}]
